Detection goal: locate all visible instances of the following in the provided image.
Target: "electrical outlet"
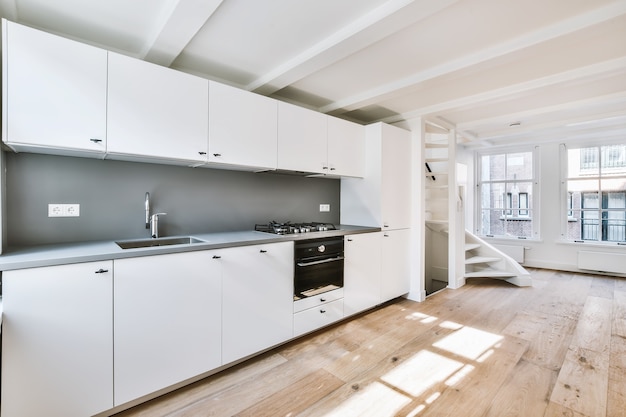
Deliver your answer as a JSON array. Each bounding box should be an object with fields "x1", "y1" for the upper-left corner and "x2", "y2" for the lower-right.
[
  {"x1": 319, "y1": 204, "x2": 330, "y2": 212},
  {"x1": 48, "y1": 203, "x2": 80, "y2": 217},
  {"x1": 65, "y1": 204, "x2": 80, "y2": 217},
  {"x1": 48, "y1": 204, "x2": 64, "y2": 217}
]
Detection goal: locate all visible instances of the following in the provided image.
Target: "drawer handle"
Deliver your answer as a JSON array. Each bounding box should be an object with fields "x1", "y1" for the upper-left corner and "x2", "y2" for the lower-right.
[
  {"x1": 89, "y1": 138, "x2": 103, "y2": 143},
  {"x1": 94, "y1": 269, "x2": 108, "y2": 274},
  {"x1": 213, "y1": 153, "x2": 222, "y2": 157},
  {"x1": 212, "y1": 255, "x2": 221, "y2": 259},
  {"x1": 320, "y1": 298, "x2": 326, "y2": 302},
  {"x1": 198, "y1": 151, "x2": 207, "y2": 155},
  {"x1": 320, "y1": 309, "x2": 326, "y2": 314},
  {"x1": 260, "y1": 249, "x2": 267, "y2": 253},
  {"x1": 347, "y1": 238, "x2": 353, "y2": 242}
]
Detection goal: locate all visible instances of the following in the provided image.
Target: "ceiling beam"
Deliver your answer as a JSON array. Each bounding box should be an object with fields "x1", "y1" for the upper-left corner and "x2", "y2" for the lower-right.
[
  {"x1": 381, "y1": 56, "x2": 626, "y2": 125},
  {"x1": 139, "y1": 0, "x2": 224, "y2": 67},
  {"x1": 246, "y1": 0, "x2": 460, "y2": 95},
  {"x1": 319, "y1": 1, "x2": 626, "y2": 114}
]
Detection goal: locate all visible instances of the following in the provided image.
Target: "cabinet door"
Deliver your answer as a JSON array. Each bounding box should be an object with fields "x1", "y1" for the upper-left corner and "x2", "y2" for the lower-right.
[
  {"x1": 343, "y1": 232, "x2": 382, "y2": 316},
  {"x1": 1, "y1": 261, "x2": 113, "y2": 417},
  {"x1": 2, "y1": 20, "x2": 107, "y2": 154},
  {"x1": 381, "y1": 228, "x2": 411, "y2": 302},
  {"x1": 222, "y1": 242, "x2": 293, "y2": 364},
  {"x1": 327, "y1": 116, "x2": 365, "y2": 178},
  {"x1": 107, "y1": 52, "x2": 209, "y2": 163},
  {"x1": 381, "y1": 123, "x2": 412, "y2": 229},
  {"x1": 277, "y1": 101, "x2": 327, "y2": 174},
  {"x1": 113, "y1": 251, "x2": 221, "y2": 405},
  {"x1": 209, "y1": 81, "x2": 277, "y2": 169}
]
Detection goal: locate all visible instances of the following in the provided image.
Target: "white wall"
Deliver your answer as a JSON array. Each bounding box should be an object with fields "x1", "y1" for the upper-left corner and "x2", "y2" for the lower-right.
[{"x1": 462, "y1": 142, "x2": 625, "y2": 277}]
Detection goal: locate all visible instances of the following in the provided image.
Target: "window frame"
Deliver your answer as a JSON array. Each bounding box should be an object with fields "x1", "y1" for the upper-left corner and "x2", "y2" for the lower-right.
[
  {"x1": 560, "y1": 142, "x2": 626, "y2": 245},
  {"x1": 475, "y1": 146, "x2": 539, "y2": 240}
]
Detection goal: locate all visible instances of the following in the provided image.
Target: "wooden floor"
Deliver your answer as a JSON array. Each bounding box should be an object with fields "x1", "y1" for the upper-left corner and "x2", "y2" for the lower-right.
[{"x1": 114, "y1": 268, "x2": 626, "y2": 417}]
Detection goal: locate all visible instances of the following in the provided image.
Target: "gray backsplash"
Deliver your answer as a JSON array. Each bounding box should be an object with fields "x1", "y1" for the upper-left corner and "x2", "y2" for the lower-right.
[{"x1": 5, "y1": 152, "x2": 341, "y2": 247}]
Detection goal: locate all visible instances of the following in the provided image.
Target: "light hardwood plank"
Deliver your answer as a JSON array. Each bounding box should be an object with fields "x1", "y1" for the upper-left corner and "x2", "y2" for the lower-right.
[
  {"x1": 483, "y1": 359, "x2": 557, "y2": 417},
  {"x1": 550, "y1": 346, "x2": 610, "y2": 417}
]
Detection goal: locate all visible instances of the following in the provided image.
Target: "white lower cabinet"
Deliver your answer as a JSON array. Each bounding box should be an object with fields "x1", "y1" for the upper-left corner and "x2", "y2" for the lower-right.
[
  {"x1": 113, "y1": 251, "x2": 221, "y2": 406},
  {"x1": 381, "y1": 228, "x2": 411, "y2": 301},
  {"x1": 221, "y1": 241, "x2": 294, "y2": 364},
  {"x1": 344, "y1": 232, "x2": 383, "y2": 316},
  {"x1": 1, "y1": 261, "x2": 114, "y2": 417},
  {"x1": 294, "y1": 298, "x2": 344, "y2": 336}
]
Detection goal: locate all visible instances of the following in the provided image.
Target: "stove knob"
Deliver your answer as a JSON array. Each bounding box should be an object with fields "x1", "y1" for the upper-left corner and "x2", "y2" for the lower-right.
[{"x1": 318, "y1": 245, "x2": 326, "y2": 253}]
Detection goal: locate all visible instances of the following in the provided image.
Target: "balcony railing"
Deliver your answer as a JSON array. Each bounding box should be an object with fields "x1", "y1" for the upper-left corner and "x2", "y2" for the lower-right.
[{"x1": 581, "y1": 218, "x2": 626, "y2": 242}]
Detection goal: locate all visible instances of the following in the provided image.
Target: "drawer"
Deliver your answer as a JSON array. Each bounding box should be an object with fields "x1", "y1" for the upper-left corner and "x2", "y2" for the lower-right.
[
  {"x1": 294, "y1": 298, "x2": 343, "y2": 336},
  {"x1": 294, "y1": 288, "x2": 344, "y2": 313}
]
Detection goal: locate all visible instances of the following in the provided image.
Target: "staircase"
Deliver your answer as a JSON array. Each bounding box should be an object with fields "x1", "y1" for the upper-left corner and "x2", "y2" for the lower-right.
[{"x1": 464, "y1": 231, "x2": 532, "y2": 287}]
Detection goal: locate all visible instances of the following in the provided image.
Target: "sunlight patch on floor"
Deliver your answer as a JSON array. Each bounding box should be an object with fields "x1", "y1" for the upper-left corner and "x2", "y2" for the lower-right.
[
  {"x1": 405, "y1": 312, "x2": 438, "y2": 324},
  {"x1": 433, "y1": 326, "x2": 504, "y2": 360},
  {"x1": 381, "y1": 350, "x2": 464, "y2": 397},
  {"x1": 321, "y1": 381, "x2": 411, "y2": 417}
]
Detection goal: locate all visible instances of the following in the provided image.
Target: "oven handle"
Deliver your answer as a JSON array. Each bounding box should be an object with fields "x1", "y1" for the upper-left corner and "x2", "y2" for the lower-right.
[{"x1": 296, "y1": 256, "x2": 344, "y2": 267}]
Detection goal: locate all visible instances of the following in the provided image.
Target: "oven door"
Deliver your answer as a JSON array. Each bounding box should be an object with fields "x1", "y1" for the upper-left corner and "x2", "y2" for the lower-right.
[{"x1": 295, "y1": 254, "x2": 344, "y2": 298}]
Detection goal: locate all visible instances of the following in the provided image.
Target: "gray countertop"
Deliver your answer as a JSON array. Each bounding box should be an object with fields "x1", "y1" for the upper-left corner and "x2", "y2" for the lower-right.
[{"x1": 0, "y1": 225, "x2": 380, "y2": 271}]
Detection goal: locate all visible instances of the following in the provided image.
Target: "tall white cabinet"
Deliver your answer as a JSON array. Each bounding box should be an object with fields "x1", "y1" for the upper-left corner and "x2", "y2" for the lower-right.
[
  {"x1": 1, "y1": 261, "x2": 114, "y2": 417},
  {"x1": 2, "y1": 19, "x2": 107, "y2": 155},
  {"x1": 341, "y1": 122, "x2": 413, "y2": 302}
]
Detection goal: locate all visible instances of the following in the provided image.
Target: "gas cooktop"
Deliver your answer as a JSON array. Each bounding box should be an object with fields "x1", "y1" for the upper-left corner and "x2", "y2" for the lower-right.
[{"x1": 255, "y1": 221, "x2": 337, "y2": 235}]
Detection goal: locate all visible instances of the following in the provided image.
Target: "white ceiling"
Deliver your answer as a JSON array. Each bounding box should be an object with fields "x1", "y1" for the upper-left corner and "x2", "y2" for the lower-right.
[{"x1": 1, "y1": 0, "x2": 625, "y2": 148}]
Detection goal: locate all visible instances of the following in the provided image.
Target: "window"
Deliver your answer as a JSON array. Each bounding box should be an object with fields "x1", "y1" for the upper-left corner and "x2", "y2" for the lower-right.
[
  {"x1": 563, "y1": 143, "x2": 626, "y2": 243},
  {"x1": 477, "y1": 149, "x2": 535, "y2": 238}
]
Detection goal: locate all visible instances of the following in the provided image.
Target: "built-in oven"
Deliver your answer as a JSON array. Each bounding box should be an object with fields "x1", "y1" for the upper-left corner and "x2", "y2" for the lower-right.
[{"x1": 293, "y1": 237, "x2": 344, "y2": 301}]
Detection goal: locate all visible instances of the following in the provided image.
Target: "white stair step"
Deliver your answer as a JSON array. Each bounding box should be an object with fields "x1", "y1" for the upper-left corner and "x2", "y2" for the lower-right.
[
  {"x1": 465, "y1": 243, "x2": 481, "y2": 251},
  {"x1": 465, "y1": 256, "x2": 501, "y2": 264},
  {"x1": 464, "y1": 270, "x2": 517, "y2": 278}
]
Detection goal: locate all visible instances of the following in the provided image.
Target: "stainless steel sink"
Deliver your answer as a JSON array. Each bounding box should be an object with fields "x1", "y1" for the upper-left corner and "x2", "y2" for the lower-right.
[{"x1": 116, "y1": 236, "x2": 206, "y2": 249}]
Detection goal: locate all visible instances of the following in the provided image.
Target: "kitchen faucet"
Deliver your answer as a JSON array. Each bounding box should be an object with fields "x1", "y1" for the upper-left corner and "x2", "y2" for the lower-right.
[{"x1": 145, "y1": 192, "x2": 166, "y2": 238}]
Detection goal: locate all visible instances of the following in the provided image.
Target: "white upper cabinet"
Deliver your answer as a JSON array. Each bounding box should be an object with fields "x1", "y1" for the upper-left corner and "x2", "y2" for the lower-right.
[
  {"x1": 208, "y1": 81, "x2": 278, "y2": 170},
  {"x1": 107, "y1": 52, "x2": 209, "y2": 164},
  {"x1": 327, "y1": 116, "x2": 364, "y2": 177},
  {"x1": 2, "y1": 19, "x2": 107, "y2": 156},
  {"x1": 277, "y1": 101, "x2": 328, "y2": 174},
  {"x1": 278, "y1": 101, "x2": 364, "y2": 177}
]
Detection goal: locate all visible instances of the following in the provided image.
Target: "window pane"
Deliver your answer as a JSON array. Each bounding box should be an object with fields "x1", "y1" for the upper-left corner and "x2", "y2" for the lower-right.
[
  {"x1": 481, "y1": 183, "x2": 506, "y2": 210},
  {"x1": 480, "y1": 210, "x2": 505, "y2": 236},
  {"x1": 506, "y1": 152, "x2": 533, "y2": 180},
  {"x1": 603, "y1": 210, "x2": 626, "y2": 242},
  {"x1": 505, "y1": 214, "x2": 533, "y2": 238},
  {"x1": 481, "y1": 154, "x2": 505, "y2": 181},
  {"x1": 576, "y1": 147, "x2": 599, "y2": 176},
  {"x1": 567, "y1": 179, "x2": 598, "y2": 212},
  {"x1": 601, "y1": 178, "x2": 626, "y2": 194}
]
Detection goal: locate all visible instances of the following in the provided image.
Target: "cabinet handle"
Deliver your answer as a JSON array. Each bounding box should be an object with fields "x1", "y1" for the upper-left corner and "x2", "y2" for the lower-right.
[
  {"x1": 320, "y1": 298, "x2": 326, "y2": 302},
  {"x1": 320, "y1": 309, "x2": 326, "y2": 314},
  {"x1": 347, "y1": 238, "x2": 353, "y2": 242},
  {"x1": 213, "y1": 153, "x2": 222, "y2": 157},
  {"x1": 322, "y1": 166, "x2": 328, "y2": 170},
  {"x1": 212, "y1": 255, "x2": 221, "y2": 259},
  {"x1": 94, "y1": 268, "x2": 108, "y2": 274},
  {"x1": 260, "y1": 249, "x2": 267, "y2": 253},
  {"x1": 198, "y1": 151, "x2": 207, "y2": 155},
  {"x1": 384, "y1": 234, "x2": 389, "y2": 237},
  {"x1": 330, "y1": 167, "x2": 336, "y2": 171},
  {"x1": 89, "y1": 138, "x2": 103, "y2": 143}
]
